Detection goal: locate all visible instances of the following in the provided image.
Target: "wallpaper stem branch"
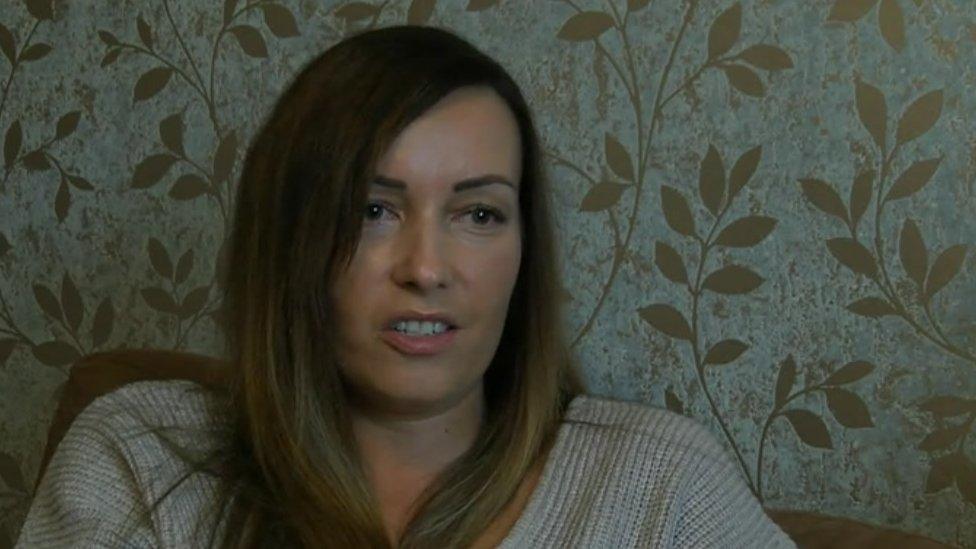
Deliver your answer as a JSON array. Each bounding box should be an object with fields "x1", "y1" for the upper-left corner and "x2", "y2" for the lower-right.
[
  {"x1": 690, "y1": 192, "x2": 757, "y2": 497},
  {"x1": 0, "y1": 20, "x2": 39, "y2": 123},
  {"x1": 567, "y1": 0, "x2": 694, "y2": 349},
  {"x1": 162, "y1": 0, "x2": 208, "y2": 98}
]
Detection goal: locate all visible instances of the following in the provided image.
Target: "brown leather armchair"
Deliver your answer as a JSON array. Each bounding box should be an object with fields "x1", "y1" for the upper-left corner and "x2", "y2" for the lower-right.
[{"x1": 35, "y1": 350, "x2": 957, "y2": 549}]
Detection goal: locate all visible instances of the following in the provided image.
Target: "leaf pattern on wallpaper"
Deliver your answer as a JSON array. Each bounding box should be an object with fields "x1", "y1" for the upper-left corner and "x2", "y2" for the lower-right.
[
  {"x1": 0, "y1": 1, "x2": 101, "y2": 392},
  {"x1": 918, "y1": 396, "x2": 976, "y2": 506},
  {"x1": 546, "y1": 0, "x2": 794, "y2": 352},
  {"x1": 98, "y1": 0, "x2": 299, "y2": 348},
  {"x1": 799, "y1": 78, "x2": 975, "y2": 502},
  {"x1": 142, "y1": 237, "x2": 212, "y2": 349},
  {"x1": 827, "y1": 0, "x2": 909, "y2": 52},
  {"x1": 638, "y1": 143, "x2": 782, "y2": 500},
  {"x1": 0, "y1": 5, "x2": 92, "y2": 221},
  {"x1": 754, "y1": 357, "x2": 875, "y2": 496},
  {"x1": 799, "y1": 80, "x2": 971, "y2": 366}
]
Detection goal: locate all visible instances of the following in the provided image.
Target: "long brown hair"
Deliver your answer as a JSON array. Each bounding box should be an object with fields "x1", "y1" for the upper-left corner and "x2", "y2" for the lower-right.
[{"x1": 148, "y1": 25, "x2": 581, "y2": 548}]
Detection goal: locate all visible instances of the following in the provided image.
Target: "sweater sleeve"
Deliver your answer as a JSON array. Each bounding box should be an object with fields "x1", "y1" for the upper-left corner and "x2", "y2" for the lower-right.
[
  {"x1": 15, "y1": 392, "x2": 159, "y2": 549},
  {"x1": 671, "y1": 431, "x2": 796, "y2": 548}
]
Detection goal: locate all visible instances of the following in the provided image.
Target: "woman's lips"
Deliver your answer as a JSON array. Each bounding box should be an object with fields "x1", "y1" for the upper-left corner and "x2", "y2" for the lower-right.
[{"x1": 380, "y1": 328, "x2": 458, "y2": 356}]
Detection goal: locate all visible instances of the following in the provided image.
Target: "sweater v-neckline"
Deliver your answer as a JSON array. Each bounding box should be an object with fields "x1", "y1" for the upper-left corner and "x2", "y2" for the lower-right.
[{"x1": 495, "y1": 394, "x2": 592, "y2": 546}]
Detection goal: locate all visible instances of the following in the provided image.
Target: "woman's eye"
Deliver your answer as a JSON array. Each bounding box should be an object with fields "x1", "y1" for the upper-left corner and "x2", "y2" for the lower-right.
[
  {"x1": 363, "y1": 202, "x2": 507, "y2": 227},
  {"x1": 464, "y1": 205, "x2": 507, "y2": 227},
  {"x1": 364, "y1": 202, "x2": 394, "y2": 222}
]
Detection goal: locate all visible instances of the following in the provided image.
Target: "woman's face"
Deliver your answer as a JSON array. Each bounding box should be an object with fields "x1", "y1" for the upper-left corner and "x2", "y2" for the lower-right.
[{"x1": 332, "y1": 86, "x2": 523, "y2": 417}]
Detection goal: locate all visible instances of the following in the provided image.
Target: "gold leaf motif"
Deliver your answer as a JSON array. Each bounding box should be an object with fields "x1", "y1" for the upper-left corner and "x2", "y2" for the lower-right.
[
  {"x1": 703, "y1": 339, "x2": 748, "y2": 365},
  {"x1": 0, "y1": 23, "x2": 16, "y2": 64},
  {"x1": 849, "y1": 170, "x2": 874, "y2": 227},
  {"x1": 784, "y1": 409, "x2": 833, "y2": 449},
  {"x1": 159, "y1": 113, "x2": 185, "y2": 156},
  {"x1": 133, "y1": 67, "x2": 174, "y2": 102},
  {"x1": 25, "y1": 0, "x2": 54, "y2": 21},
  {"x1": 825, "y1": 388, "x2": 874, "y2": 428},
  {"x1": 32, "y1": 283, "x2": 61, "y2": 321},
  {"x1": 130, "y1": 154, "x2": 177, "y2": 189},
  {"x1": 698, "y1": 144, "x2": 726, "y2": 217},
  {"x1": 714, "y1": 216, "x2": 777, "y2": 248},
  {"x1": 886, "y1": 157, "x2": 941, "y2": 201},
  {"x1": 878, "y1": 0, "x2": 905, "y2": 52},
  {"x1": 31, "y1": 341, "x2": 79, "y2": 367},
  {"x1": 723, "y1": 65, "x2": 764, "y2": 97},
  {"x1": 855, "y1": 79, "x2": 887, "y2": 150},
  {"x1": 67, "y1": 175, "x2": 93, "y2": 191},
  {"x1": 846, "y1": 297, "x2": 896, "y2": 318},
  {"x1": 664, "y1": 388, "x2": 684, "y2": 415},
  {"x1": 407, "y1": 0, "x2": 437, "y2": 25},
  {"x1": 827, "y1": 0, "x2": 879, "y2": 22},
  {"x1": 825, "y1": 360, "x2": 874, "y2": 385},
  {"x1": 826, "y1": 237, "x2": 878, "y2": 278},
  {"x1": 262, "y1": 4, "x2": 300, "y2": 38},
  {"x1": 229, "y1": 25, "x2": 268, "y2": 58},
  {"x1": 137, "y1": 15, "x2": 154, "y2": 50},
  {"x1": 739, "y1": 44, "x2": 793, "y2": 71},
  {"x1": 466, "y1": 0, "x2": 500, "y2": 11},
  {"x1": 175, "y1": 250, "x2": 194, "y2": 285},
  {"x1": 91, "y1": 297, "x2": 114, "y2": 348},
  {"x1": 920, "y1": 396, "x2": 976, "y2": 418},
  {"x1": 335, "y1": 3, "x2": 378, "y2": 22},
  {"x1": 638, "y1": 303, "x2": 692, "y2": 340},
  {"x1": 557, "y1": 12, "x2": 615, "y2": 42},
  {"x1": 55, "y1": 111, "x2": 80, "y2": 140},
  {"x1": 3, "y1": 120, "x2": 21, "y2": 169},
  {"x1": 180, "y1": 287, "x2": 210, "y2": 319},
  {"x1": 654, "y1": 241, "x2": 688, "y2": 285},
  {"x1": 775, "y1": 356, "x2": 797, "y2": 407},
  {"x1": 707, "y1": 3, "x2": 741, "y2": 59},
  {"x1": 19, "y1": 43, "x2": 52, "y2": 62},
  {"x1": 918, "y1": 425, "x2": 966, "y2": 452},
  {"x1": 895, "y1": 89, "x2": 943, "y2": 145},
  {"x1": 55, "y1": 179, "x2": 70, "y2": 222},
  {"x1": 579, "y1": 181, "x2": 627, "y2": 212},
  {"x1": 170, "y1": 174, "x2": 209, "y2": 201},
  {"x1": 898, "y1": 218, "x2": 927, "y2": 289},
  {"x1": 660, "y1": 186, "x2": 696, "y2": 238},
  {"x1": 213, "y1": 131, "x2": 238, "y2": 183},
  {"x1": 0, "y1": 338, "x2": 15, "y2": 367},
  {"x1": 22, "y1": 150, "x2": 50, "y2": 171},
  {"x1": 925, "y1": 245, "x2": 966, "y2": 301},
  {"x1": 60, "y1": 272, "x2": 83, "y2": 332},
  {"x1": 728, "y1": 145, "x2": 761, "y2": 198},
  {"x1": 628, "y1": 0, "x2": 652, "y2": 11},
  {"x1": 604, "y1": 132, "x2": 634, "y2": 182},
  {"x1": 147, "y1": 237, "x2": 174, "y2": 279},
  {"x1": 224, "y1": 0, "x2": 240, "y2": 24},
  {"x1": 799, "y1": 179, "x2": 848, "y2": 222},
  {"x1": 141, "y1": 287, "x2": 179, "y2": 314},
  {"x1": 702, "y1": 264, "x2": 763, "y2": 294}
]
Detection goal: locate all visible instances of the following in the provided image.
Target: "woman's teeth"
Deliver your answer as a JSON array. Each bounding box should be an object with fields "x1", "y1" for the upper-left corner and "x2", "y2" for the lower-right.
[{"x1": 394, "y1": 320, "x2": 449, "y2": 335}]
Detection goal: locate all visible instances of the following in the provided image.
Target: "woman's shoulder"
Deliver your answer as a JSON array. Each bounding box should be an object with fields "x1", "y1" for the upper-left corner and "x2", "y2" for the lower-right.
[
  {"x1": 562, "y1": 393, "x2": 730, "y2": 463},
  {"x1": 76, "y1": 378, "x2": 230, "y2": 434}
]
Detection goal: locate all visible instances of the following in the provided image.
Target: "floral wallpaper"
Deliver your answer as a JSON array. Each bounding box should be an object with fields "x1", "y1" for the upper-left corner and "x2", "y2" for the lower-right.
[{"x1": 0, "y1": 0, "x2": 973, "y2": 546}]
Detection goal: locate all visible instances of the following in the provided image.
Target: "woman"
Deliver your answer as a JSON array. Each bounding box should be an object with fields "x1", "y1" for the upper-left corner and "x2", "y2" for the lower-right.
[{"x1": 17, "y1": 25, "x2": 794, "y2": 548}]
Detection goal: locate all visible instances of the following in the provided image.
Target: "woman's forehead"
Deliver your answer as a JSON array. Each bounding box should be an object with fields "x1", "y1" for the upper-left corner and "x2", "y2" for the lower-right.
[{"x1": 374, "y1": 87, "x2": 522, "y2": 192}]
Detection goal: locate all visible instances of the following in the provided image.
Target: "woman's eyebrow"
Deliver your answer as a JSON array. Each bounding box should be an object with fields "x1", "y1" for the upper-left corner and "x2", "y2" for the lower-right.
[{"x1": 371, "y1": 174, "x2": 517, "y2": 193}]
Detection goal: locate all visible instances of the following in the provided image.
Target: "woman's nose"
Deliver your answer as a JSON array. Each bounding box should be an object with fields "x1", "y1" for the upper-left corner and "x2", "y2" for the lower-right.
[{"x1": 391, "y1": 220, "x2": 450, "y2": 291}]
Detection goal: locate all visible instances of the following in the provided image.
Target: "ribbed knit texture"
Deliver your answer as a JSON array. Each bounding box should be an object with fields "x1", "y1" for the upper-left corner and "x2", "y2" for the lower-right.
[{"x1": 16, "y1": 380, "x2": 795, "y2": 548}]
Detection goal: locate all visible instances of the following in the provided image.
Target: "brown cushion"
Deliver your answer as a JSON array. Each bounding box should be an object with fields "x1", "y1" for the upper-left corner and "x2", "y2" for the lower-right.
[
  {"x1": 766, "y1": 509, "x2": 957, "y2": 548},
  {"x1": 36, "y1": 348, "x2": 227, "y2": 492}
]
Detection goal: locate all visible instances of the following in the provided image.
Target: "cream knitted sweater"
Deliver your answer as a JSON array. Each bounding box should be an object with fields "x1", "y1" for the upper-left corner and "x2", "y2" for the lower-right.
[{"x1": 16, "y1": 380, "x2": 796, "y2": 548}]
